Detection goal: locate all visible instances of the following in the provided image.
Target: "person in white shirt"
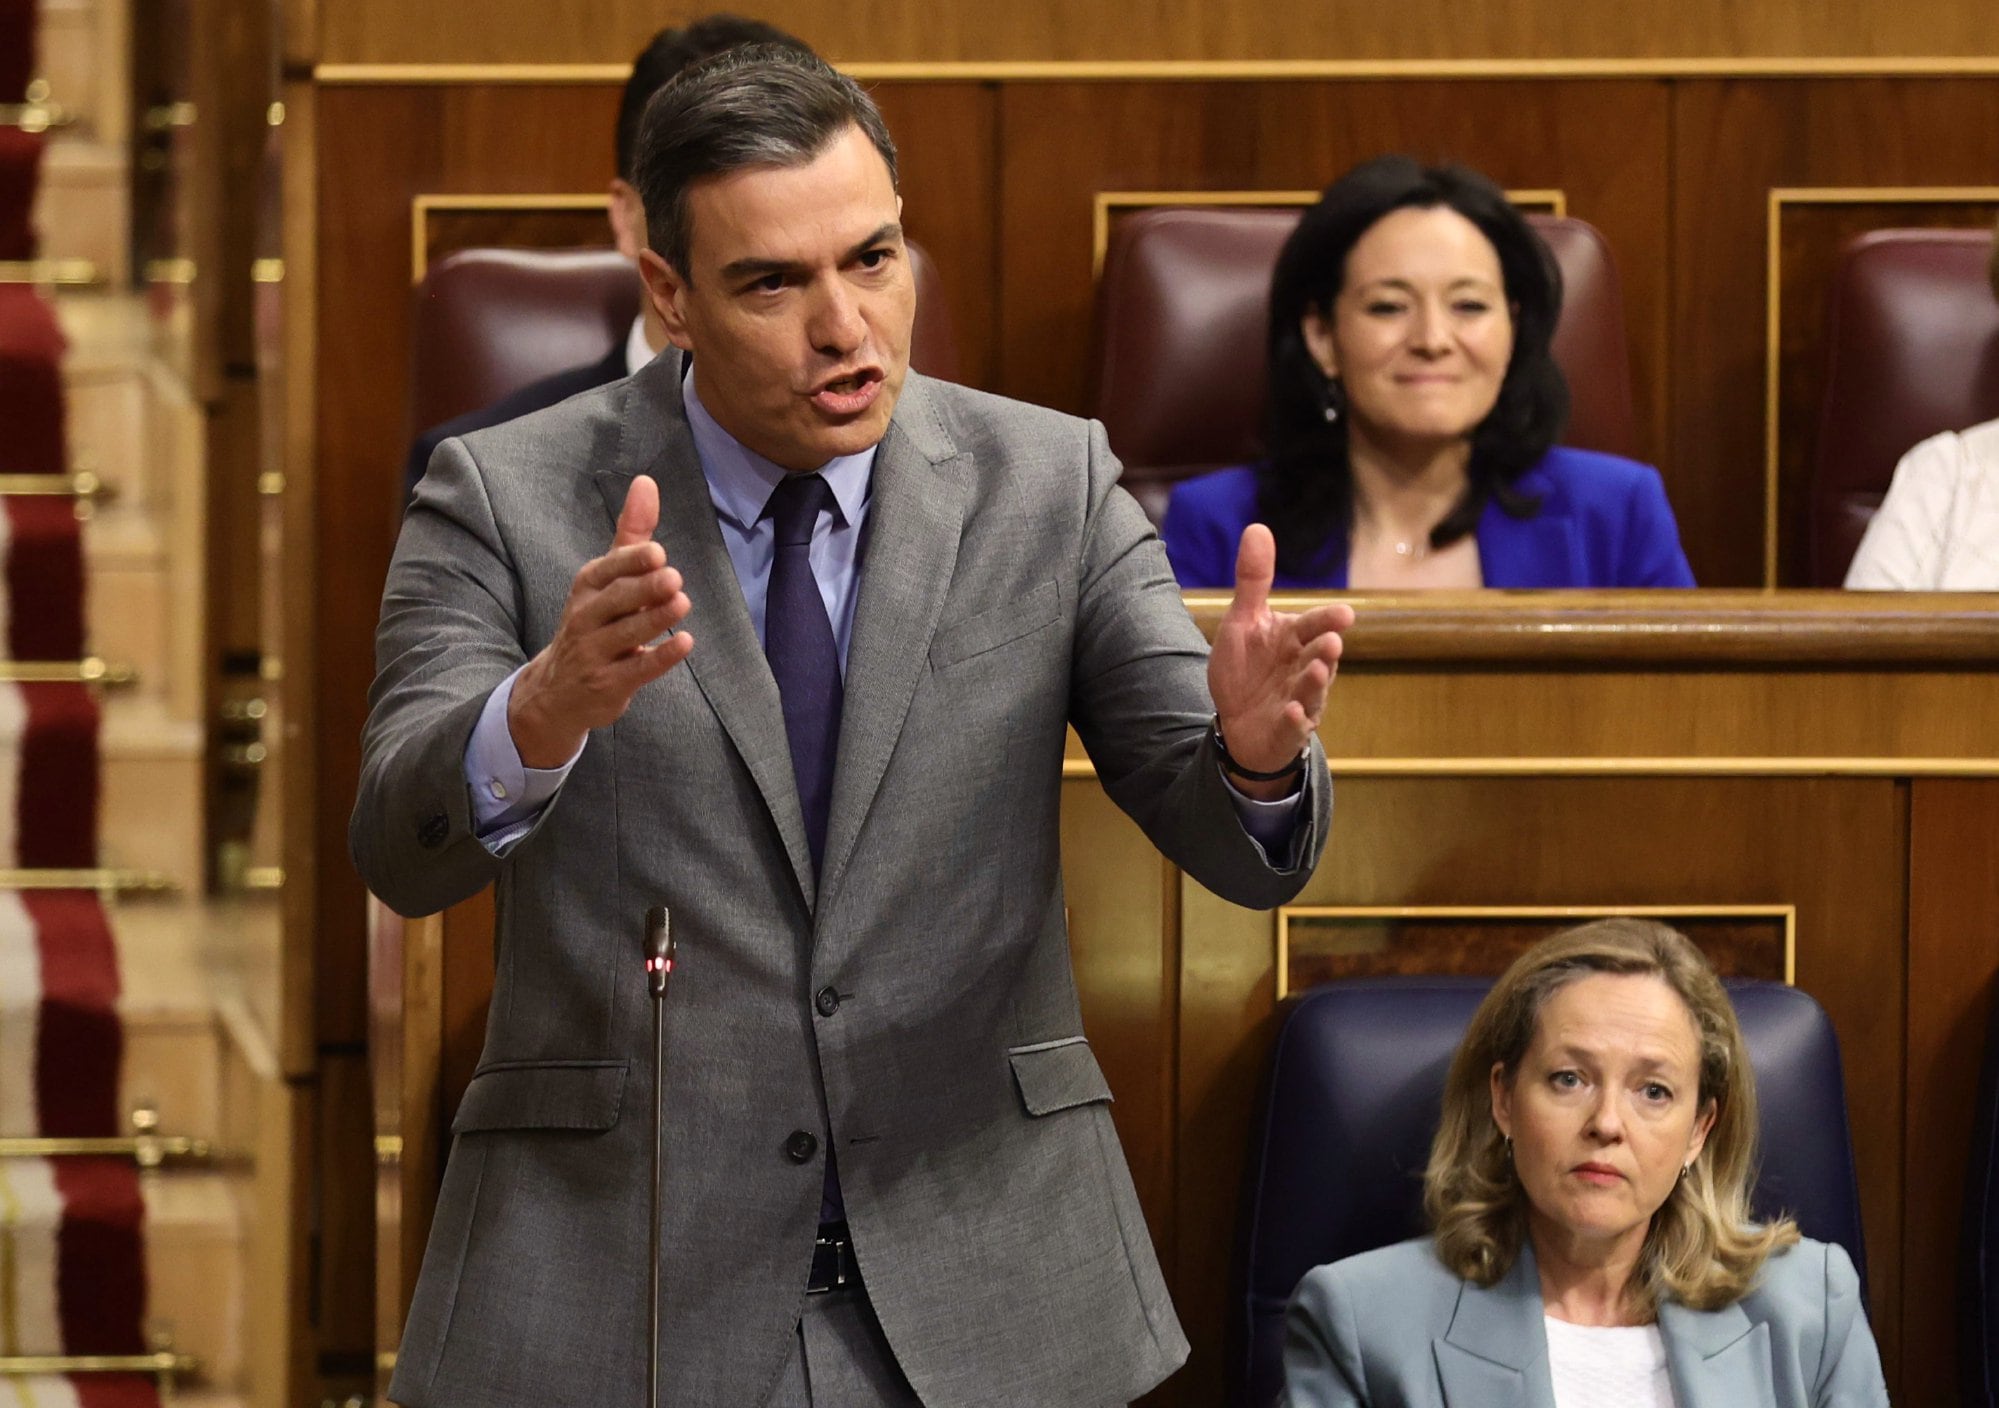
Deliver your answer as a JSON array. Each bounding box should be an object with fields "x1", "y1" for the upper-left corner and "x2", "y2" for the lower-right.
[
  {"x1": 1279, "y1": 919, "x2": 1888, "y2": 1408},
  {"x1": 1845, "y1": 220, "x2": 1999, "y2": 590}
]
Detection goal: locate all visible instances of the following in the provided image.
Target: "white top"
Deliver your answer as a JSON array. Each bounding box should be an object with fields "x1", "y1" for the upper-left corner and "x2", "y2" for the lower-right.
[
  {"x1": 1844, "y1": 417, "x2": 1999, "y2": 589},
  {"x1": 1544, "y1": 1315, "x2": 1677, "y2": 1408}
]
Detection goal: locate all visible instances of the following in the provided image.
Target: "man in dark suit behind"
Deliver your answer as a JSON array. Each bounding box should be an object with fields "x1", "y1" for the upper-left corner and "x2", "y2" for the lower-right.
[{"x1": 401, "y1": 13, "x2": 809, "y2": 505}]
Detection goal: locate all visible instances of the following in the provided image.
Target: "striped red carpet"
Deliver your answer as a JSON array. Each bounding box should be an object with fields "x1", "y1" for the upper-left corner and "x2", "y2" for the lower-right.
[{"x1": 0, "y1": 162, "x2": 156, "y2": 1400}]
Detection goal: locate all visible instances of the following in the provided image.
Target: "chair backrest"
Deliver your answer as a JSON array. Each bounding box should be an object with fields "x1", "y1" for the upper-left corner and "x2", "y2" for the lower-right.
[
  {"x1": 1091, "y1": 207, "x2": 1638, "y2": 525},
  {"x1": 1811, "y1": 228, "x2": 1999, "y2": 586},
  {"x1": 1232, "y1": 975, "x2": 1866, "y2": 1408},
  {"x1": 407, "y1": 240, "x2": 961, "y2": 438}
]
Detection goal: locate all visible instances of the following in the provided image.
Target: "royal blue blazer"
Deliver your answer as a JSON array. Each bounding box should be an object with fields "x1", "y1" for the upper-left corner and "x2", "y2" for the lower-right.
[{"x1": 1159, "y1": 447, "x2": 1697, "y2": 589}]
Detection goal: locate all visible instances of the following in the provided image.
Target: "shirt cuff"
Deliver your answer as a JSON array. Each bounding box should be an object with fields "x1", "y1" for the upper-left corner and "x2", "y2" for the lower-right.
[
  {"x1": 1221, "y1": 767, "x2": 1306, "y2": 867},
  {"x1": 464, "y1": 668, "x2": 585, "y2": 854}
]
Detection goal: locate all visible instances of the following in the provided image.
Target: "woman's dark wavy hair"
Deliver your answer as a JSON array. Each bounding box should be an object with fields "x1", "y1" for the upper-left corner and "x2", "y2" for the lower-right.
[{"x1": 1258, "y1": 155, "x2": 1571, "y2": 578}]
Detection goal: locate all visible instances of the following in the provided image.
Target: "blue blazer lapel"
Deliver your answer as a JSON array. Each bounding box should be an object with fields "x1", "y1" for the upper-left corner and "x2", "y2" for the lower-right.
[
  {"x1": 1476, "y1": 493, "x2": 1584, "y2": 588},
  {"x1": 818, "y1": 376, "x2": 969, "y2": 912},
  {"x1": 1658, "y1": 1299, "x2": 1776, "y2": 1408},
  {"x1": 594, "y1": 361, "x2": 817, "y2": 905},
  {"x1": 1436, "y1": 1250, "x2": 1550, "y2": 1408}
]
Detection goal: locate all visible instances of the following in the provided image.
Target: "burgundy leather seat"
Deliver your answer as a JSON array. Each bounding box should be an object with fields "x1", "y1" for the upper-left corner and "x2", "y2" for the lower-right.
[
  {"x1": 408, "y1": 240, "x2": 960, "y2": 437},
  {"x1": 1090, "y1": 207, "x2": 1637, "y2": 525},
  {"x1": 1811, "y1": 228, "x2": 1999, "y2": 586}
]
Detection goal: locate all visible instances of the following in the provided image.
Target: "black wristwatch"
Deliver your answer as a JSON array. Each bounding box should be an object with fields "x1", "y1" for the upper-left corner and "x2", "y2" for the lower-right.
[{"x1": 1209, "y1": 714, "x2": 1308, "y2": 783}]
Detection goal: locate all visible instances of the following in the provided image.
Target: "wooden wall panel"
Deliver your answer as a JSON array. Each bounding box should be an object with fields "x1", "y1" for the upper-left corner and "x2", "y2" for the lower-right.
[
  {"x1": 1670, "y1": 78, "x2": 1999, "y2": 584},
  {"x1": 1175, "y1": 776, "x2": 1908, "y2": 1404},
  {"x1": 316, "y1": 0, "x2": 1999, "y2": 66},
  {"x1": 1901, "y1": 780, "x2": 1999, "y2": 1407},
  {"x1": 993, "y1": 80, "x2": 1672, "y2": 451}
]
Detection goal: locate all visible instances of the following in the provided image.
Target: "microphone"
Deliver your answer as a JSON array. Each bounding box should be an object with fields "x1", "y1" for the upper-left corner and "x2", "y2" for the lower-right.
[{"x1": 644, "y1": 905, "x2": 675, "y2": 1408}]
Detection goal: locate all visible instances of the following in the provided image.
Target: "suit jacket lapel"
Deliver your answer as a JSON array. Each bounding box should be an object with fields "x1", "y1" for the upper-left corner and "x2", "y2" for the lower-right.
[
  {"x1": 594, "y1": 359, "x2": 816, "y2": 904},
  {"x1": 818, "y1": 377, "x2": 969, "y2": 910},
  {"x1": 1435, "y1": 1247, "x2": 1550, "y2": 1408},
  {"x1": 1659, "y1": 1298, "x2": 1775, "y2": 1408}
]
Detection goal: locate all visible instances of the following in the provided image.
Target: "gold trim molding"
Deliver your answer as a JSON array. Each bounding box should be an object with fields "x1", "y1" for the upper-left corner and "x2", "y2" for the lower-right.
[
  {"x1": 1061, "y1": 756, "x2": 1999, "y2": 779},
  {"x1": 1274, "y1": 902, "x2": 1797, "y2": 999},
  {"x1": 316, "y1": 57, "x2": 1999, "y2": 86},
  {"x1": 1762, "y1": 185, "x2": 1999, "y2": 585},
  {"x1": 1090, "y1": 187, "x2": 1566, "y2": 276},
  {"x1": 410, "y1": 192, "x2": 612, "y2": 283}
]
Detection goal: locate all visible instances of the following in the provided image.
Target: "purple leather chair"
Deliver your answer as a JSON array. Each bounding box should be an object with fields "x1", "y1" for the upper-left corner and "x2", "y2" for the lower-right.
[
  {"x1": 1233, "y1": 976, "x2": 1867, "y2": 1408},
  {"x1": 1090, "y1": 207, "x2": 1638, "y2": 526},
  {"x1": 1811, "y1": 228, "x2": 1999, "y2": 586}
]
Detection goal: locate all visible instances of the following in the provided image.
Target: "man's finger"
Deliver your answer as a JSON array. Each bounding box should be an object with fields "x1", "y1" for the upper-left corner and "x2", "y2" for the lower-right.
[
  {"x1": 1232, "y1": 523, "x2": 1276, "y2": 617},
  {"x1": 1291, "y1": 600, "x2": 1355, "y2": 639},
  {"x1": 577, "y1": 544, "x2": 669, "y2": 595},
  {"x1": 612, "y1": 474, "x2": 662, "y2": 550}
]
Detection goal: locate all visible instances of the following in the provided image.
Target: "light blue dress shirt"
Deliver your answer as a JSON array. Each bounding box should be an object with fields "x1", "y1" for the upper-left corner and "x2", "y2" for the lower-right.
[{"x1": 462, "y1": 369, "x2": 1300, "y2": 855}]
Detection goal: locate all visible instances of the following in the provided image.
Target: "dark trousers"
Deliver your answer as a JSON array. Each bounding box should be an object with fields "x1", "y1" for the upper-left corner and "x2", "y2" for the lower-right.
[{"x1": 767, "y1": 1281, "x2": 923, "y2": 1407}]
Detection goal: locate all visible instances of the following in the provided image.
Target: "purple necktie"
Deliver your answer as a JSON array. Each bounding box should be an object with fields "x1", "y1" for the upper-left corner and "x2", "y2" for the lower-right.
[
  {"x1": 762, "y1": 472, "x2": 843, "y2": 875},
  {"x1": 761, "y1": 471, "x2": 848, "y2": 1226}
]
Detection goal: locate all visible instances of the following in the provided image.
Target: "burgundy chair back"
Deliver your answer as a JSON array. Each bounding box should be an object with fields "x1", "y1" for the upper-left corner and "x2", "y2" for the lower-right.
[
  {"x1": 0, "y1": 0, "x2": 34, "y2": 104},
  {"x1": 408, "y1": 240, "x2": 959, "y2": 439},
  {"x1": 1811, "y1": 228, "x2": 1999, "y2": 586},
  {"x1": 1090, "y1": 207, "x2": 1637, "y2": 525}
]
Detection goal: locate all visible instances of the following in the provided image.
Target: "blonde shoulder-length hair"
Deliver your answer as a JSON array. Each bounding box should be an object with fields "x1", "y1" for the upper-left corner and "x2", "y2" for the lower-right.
[{"x1": 1423, "y1": 917, "x2": 1800, "y2": 1312}]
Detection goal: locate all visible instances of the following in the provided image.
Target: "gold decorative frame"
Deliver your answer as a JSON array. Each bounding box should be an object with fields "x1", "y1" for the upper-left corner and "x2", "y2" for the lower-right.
[
  {"x1": 1091, "y1": 187, "x2": 1566, "y2": 277},
  {"x1": 318, "y1": 58, "x2": 1999, "y2": 86},
  {"x1": 1062, "y1": 755, "x2": 1999, "y2": 779},
  {"x1": 1273, "y1": 902, "x2": 1797, "y2": 999},
  {"x1": 409, "y1": 193, "x2": 611, "y2": 283},
  {"x1": 1762, "y1": 185, "x2": 1999, "y2": 585}
]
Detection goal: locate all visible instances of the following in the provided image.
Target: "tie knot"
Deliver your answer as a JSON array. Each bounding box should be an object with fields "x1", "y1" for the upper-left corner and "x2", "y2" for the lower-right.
[{"x1": 764, "y1": 472, "x2": 835, "y2": 547}]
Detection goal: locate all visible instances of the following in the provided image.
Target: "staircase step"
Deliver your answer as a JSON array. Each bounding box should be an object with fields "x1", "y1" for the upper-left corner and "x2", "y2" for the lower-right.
[
  {"x1": 35, "y1": 141, "x2": 130, "y2": 286},
  {"x1": 99, "y1": 697, "x2": 204, "y2": 888}
]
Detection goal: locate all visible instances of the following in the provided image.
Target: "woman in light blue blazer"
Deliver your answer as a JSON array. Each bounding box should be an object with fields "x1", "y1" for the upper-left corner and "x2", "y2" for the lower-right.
[
  {"x1": 1281, "y1": 919, "x2": 1888, "y2": 1408},
  {"x1": 1161, "y1": 156, "x2": 1695, "y2": 590}
]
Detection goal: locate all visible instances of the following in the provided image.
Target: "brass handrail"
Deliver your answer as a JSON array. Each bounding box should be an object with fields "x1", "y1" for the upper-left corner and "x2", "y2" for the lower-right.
[
  {"x1": 0, "y1": 658, "x2": 138, "y2": 686},
  {"x1": 0, "y1": 101, "x2": 74, "y2": 133},
  {"x1": 0, "y1": 258, "x2": 103, "y2": 286},
  {"x1": 0, "y1": 1134, "x2": 212, "y2": 1165},
  {"x1": 0, "y1": 470, "x2": 116, "y2": 520},
  {"x1": 0, "y1": 868, "x2": 177, "y2": 895}
]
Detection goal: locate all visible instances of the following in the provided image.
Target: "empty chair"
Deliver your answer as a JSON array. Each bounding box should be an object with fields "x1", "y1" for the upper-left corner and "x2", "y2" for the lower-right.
[
  {"x1": 1092, "y1": 205, "x2": 1637, "y2": 526},
  {"x1": 1232, "y1": 974, "x2": 1867, "y2": 1408},
  {"x1": 1813, "y1": 227, "x2": 1999, "y2": 586}
]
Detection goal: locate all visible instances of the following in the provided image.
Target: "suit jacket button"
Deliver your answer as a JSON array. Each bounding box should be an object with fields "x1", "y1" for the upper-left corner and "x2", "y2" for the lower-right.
[
  {"x1": 784, "y1": 1131, "x2": 819, "y2": 1164},
  {"x1": 417, "y1": 813, "x2": 449, "y2": 849},
  {"x1": 815, "y1": 986, "x2": 840, "y2": 1017}
]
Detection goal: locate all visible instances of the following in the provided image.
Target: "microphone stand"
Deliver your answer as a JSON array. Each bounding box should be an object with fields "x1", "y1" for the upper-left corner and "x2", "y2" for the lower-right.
[{"x1": 644, "y1": 905, "x2": 676, "y2": 1408}]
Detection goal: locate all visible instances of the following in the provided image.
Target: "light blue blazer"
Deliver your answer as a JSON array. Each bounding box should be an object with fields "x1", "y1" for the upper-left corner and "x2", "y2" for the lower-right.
[{"x1": 1280, "y1": 1236, "x2": 1887, "y2": 1408}]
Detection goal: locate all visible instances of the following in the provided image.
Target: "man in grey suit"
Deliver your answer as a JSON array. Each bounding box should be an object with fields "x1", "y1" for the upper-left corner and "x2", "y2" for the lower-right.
[{"x1": 353, "y1": 45, "x2": 1351, "y2": 1408}]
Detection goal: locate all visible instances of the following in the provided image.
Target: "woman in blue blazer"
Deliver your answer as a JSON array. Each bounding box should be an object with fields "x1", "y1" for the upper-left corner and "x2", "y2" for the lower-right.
[
  {"x1": 1161, "y1": 157, "x2": 1695, "y2": 590},
  {"x1": 1281, "y1": 920, "x2": 1887, "y2": 1408}
]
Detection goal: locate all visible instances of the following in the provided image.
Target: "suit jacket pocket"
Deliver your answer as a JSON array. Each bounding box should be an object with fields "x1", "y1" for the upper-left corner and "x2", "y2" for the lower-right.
[
  {"x1": 1008, "y1": 1038, "x2": 1114, "y2": 1116},
  {"x1": 450, "y1": 1058, "x2": 628, "y2": 1134},
  {"x1": 929, "y1": 579, "x2": 1061, "y2": 670}
]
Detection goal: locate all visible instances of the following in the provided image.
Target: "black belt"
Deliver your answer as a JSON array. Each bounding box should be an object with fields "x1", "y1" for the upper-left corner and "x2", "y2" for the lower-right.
[{"x1": 807, "y1": 1221, "x2": 860, "y2": 1294}]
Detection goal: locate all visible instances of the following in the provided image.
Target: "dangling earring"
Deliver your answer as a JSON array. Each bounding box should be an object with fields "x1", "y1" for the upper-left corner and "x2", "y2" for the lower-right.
[
  {"x1": 1321, "y1": 378, "x2": 1346, "y2": 425},
  {"x1": 1679, "y1": 1161, "x2": 1693, "y2": 1181},
  {"x1": 1503, "y1": 1136, "x2": 1514, "y2": 1162}
]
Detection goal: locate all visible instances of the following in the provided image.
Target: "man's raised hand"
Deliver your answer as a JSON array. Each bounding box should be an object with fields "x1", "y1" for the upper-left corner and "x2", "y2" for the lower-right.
[
  {"x1": 1206, "y1": 524, "x2": 1353, "y2": 799},
  {"x1": 508, "y1": 474, "x2": 694, "y2": 768}
]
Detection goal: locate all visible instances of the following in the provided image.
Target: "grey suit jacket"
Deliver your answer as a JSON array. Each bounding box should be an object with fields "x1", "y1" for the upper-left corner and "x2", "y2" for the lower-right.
[
  {"x1": 351, "y1": 357, "x2": 1332, "y2": 1408},
  {"x1": 1280, "y1": 1236, "x2": 1888, "y2": 1408}
]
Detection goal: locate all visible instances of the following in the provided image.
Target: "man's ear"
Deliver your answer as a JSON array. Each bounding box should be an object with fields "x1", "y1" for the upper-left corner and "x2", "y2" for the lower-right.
[
  {"x1": 638, "y1": 248, "x2": 695, "y2": 353},
  {"x1": 607, "y1": 178, "x2": 647, "y2": 264}
]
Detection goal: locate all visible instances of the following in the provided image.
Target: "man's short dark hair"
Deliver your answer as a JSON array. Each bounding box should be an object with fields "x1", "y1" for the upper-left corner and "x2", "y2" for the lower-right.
[
  {"x1": 614, "y1": 16, "x2": 812, "y2": 183},
  {"x1": 632, "y1": 45, "x2": 899, "y2": 280}
]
